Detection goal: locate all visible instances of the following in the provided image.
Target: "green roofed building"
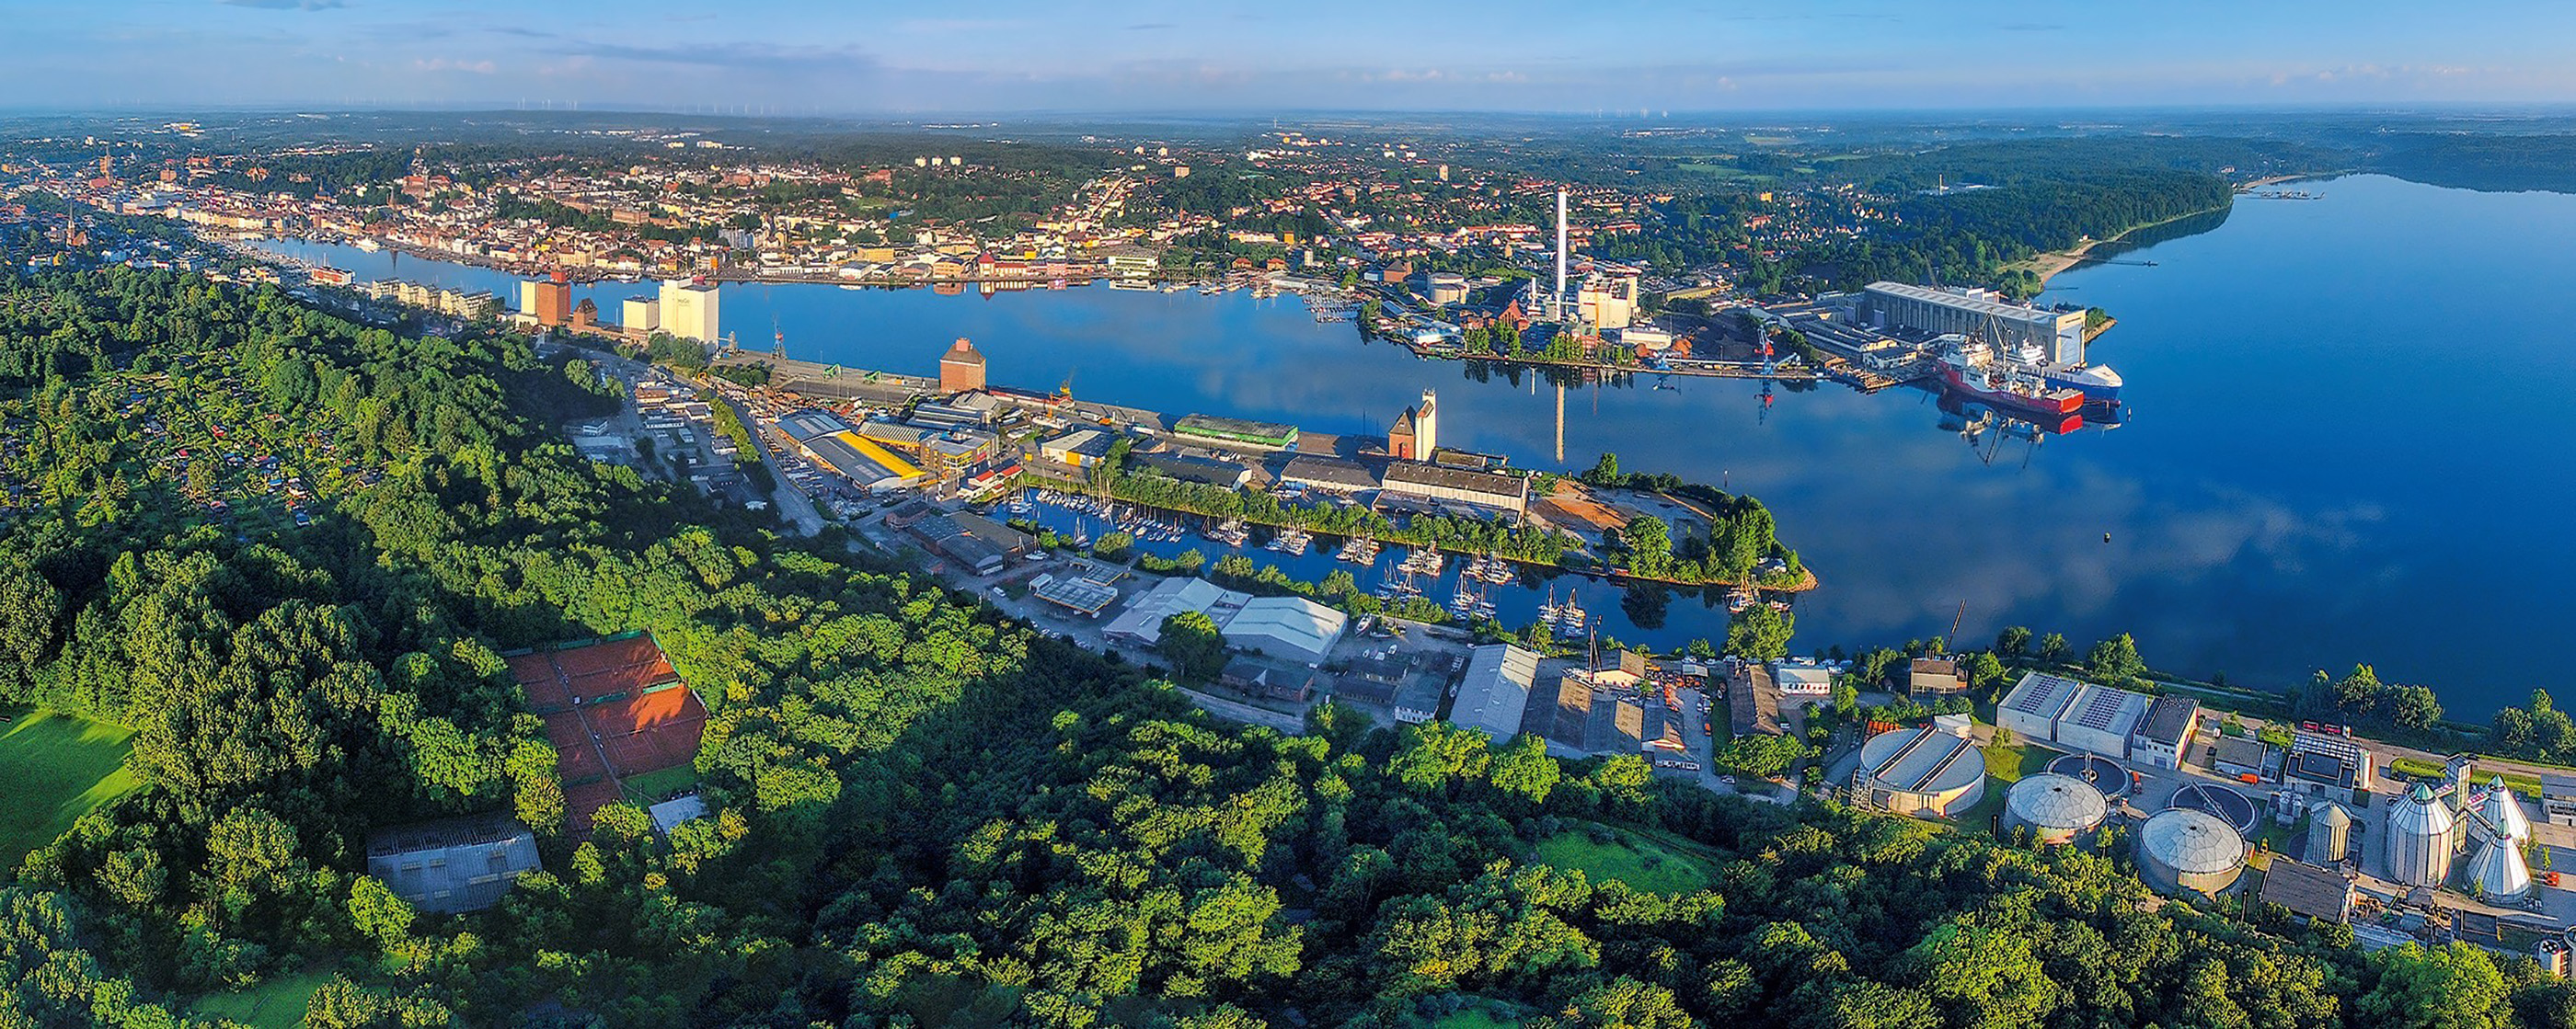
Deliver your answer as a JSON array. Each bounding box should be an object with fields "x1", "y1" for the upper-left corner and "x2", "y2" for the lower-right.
[{"x1": 1174, "y1": 413, "x2": 1300, "y2": 451}]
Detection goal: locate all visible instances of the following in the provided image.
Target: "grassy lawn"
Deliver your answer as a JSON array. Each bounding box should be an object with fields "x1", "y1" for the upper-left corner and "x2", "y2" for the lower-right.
[
  {"x1": 1938, "y1": 739, "x2": 2057, "y2": 840},
  {"x1": 1984, "y1": 737, "x2": 2053, "y2": 783},
  {"x1": 189, "y1": 970, "x2": 333, "y2": 1029},
  {"x1": 2389, "y1": 756, "x2": 2545, "y2": 799},
  {"x1": 0, "y1": 708, "x2": 140, "y2": 867},
  {"x1": 1535, "y1": 826, "x2": 1714, "y2": 896},
  {"x1": 622, "y1": 764, "x2": 701, "y2": 805}
]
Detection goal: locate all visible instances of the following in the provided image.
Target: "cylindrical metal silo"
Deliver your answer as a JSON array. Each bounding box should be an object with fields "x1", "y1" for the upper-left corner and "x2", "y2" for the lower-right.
[
  {"x1": 2004, "y1": 772, "x2": 2109, "y2": 845},
  {"x1": 2386, "y1": 782, "x2": 2456, "y2": 888},
  {"x1": 2305, "y1": 801, "x2": 2352, "y2": 864}
]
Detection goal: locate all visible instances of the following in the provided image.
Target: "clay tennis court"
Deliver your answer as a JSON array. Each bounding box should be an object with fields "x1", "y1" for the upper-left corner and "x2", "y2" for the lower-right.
[{"x1": 504, "y1": 635, "x2": 705, "y2": 837}]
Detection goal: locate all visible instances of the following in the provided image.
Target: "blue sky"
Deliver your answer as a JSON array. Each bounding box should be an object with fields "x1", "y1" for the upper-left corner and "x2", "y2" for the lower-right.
[{"x1": 15, "y1": 0, "x2": 2576, "y2": 112}]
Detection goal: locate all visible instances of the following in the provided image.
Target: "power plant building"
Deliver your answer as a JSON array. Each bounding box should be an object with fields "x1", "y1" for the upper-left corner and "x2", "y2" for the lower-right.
[
  {"x1": 1852, "y1": 725, "x2": 1986, "y2": 817},
  {"x1": 1859, "y1": 281, "x2": 2089, "y2": 365},
  {"x1": 2003, "y1": 772, "x2": 2109, "y2": 845},
  {"x1": 2137, "y1": 806, "x2": 2248, "y2": 898}
]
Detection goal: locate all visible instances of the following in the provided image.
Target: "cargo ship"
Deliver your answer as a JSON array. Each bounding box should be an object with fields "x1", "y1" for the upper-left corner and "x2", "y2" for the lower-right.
[
  {"x1": 2041, "y1": 363, "x2": 2123, "y2": 406},
  {"x1": 1939, "y1": 341, "x2": 2084, "y2": 419}
]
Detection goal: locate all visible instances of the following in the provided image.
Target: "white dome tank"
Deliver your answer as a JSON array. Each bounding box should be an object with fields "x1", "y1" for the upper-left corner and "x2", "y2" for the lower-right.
[
  {"x1": 2138, "y1": 806, "x2": 2247, "y2": 898},
  {"x1": 2004, "y1": 772, "x2": 2109, "y2": 845},
  {"x1": 2386, "y1": 782, "x2": 2456, "y2": 888}
]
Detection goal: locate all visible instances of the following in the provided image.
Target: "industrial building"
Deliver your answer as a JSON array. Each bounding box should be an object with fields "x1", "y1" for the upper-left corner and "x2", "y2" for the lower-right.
[
  {"x1": 1852, "y1": 725, "x2": 1986, "y2": 817},
  {"x1": 1379, "y1": 461, "x2": 1527, "y2": 517},
  {"x1": 1040, "y1": 427, "x2": 1121, "y2": 468},
  {"x1": 1392, "y1": 676, "x2": 1445, "y2": 724},
  {"x1": 366, "y1": 812, "x2": 542, "y2": 914},
  {"x1": 1131, "y1": 452, "x2": 1253, "y2": 488},
  {"x1": 1858, "y1": 281, "x2": 2089, "y2": 365},
  {"x1": 1386, "y1": 390, "x2": 1440, "y2": 461},
  {"x1": 2284, "y1": 731, "x2": 2375, "y2": 792},
  {"x1": 1530, "y1": 668, "x2": 1648, "y2": 759},
  {"x1": 1728, "y1": 662, "x2": 1783, "y2": 737},
  {"x1": 2003, "y1": 772, "x2": 2109, "y2": 845},
  {"x1": 621, "y1": 295, "x2": 659, "y2": 333},
  {"x1": 776, "y1": 408, "x2": 926, "y2": 491},
  {"x1": 1280, "y1": 455, "x2": 1379, "y2": 494},
  {"x1": 1422, "y1": 271, "x2": 1469, "y2": 305},
  {"x1": 659, "y1": 278, "x2": 721, "y2": 343},
  {"x1": 1448, "y1": 643, "x2": 1543, "y2": 743},
  {"x1": 2132, "y1": 695, "x2": 2202, "y2": 770},
  {"x1": 1030, "y1": 573, "x2": 1120, "y2": 617},
  {"x1": 1220, "y1": 659, "x2": 1318, "y2": 703},
  {"x1": 905, "y1": 510, "x2": 1030, "y2": 577},
  {"x1": 2260, "y1": 858, "x2": 2358, "y2": 922},
  {"x1": 1099, "y1": 577, "x2": 1346, "y2": 665},
  {"x1": 1173, "y1": 414, "x2": 1300, "y2": 451},
  {"x1": 938, "y1": 337, "x2": 987, "y2": 393},
  {"x1": 2136, "y1": 806, "x2": 2248, "y2": 898},
  {"x1": 1219, "y1": 595, "x2": 1349, "y2": 666},
  {"x1": 1576, "y1": 273, "x2": 1639, "y2": 330},
  {"x1": 1995, "y1": 671, "x2": 2156, "y2": 760}
]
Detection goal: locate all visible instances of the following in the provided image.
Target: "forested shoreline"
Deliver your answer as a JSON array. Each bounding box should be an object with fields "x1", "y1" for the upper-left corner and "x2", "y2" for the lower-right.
[{"x1": 5, "y1": 269, "x2": 2574, "y2": 1027}]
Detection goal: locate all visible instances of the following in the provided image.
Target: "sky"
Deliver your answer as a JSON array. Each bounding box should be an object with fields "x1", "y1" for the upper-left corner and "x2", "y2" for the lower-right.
[{"x1": 13, "y1": 0, "x2": 2576, "y2": 113}]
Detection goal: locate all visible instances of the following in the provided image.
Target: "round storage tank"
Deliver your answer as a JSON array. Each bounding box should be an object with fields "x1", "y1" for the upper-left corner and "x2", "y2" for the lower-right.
[
  {"x1": 2385, "y1": 782, "x2": 2456, "y2": 889},
  {"x1": 2137, "y1": 806, "x2": 2248, "y2": 898},
  {"x1": 2304, "y1": 801, "x2": 2352, "y2": 864},
  {"x1": 1852, "y1": 726, "x2": 1987, "y2": 817},
  {"x1": 2004, "y1": 772, "x2": 2109, "y2": 845}
]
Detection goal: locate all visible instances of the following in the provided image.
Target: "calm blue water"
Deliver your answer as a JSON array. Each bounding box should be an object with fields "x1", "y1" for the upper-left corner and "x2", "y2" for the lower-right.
[{"x1": 252, "y1": 175, "x2": 2576, "y2": 715}]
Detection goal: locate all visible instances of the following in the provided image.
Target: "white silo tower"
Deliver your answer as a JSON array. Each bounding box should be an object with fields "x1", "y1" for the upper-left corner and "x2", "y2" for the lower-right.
[
  {"x1": 2304, "y1": 801, "x2": 2352, "y2": 865},
  {"x1": 2386, "y1": 782, "x2": 2457, "y2": 888}
]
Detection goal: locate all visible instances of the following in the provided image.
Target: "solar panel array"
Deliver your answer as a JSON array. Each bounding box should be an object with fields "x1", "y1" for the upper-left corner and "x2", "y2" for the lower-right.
[
  {"x1": 2005, "y1": 673, "x2": 2078, "y2": 715},
  {"x1": 2072, "y1": 689, "x2": 2131, "y2": 732}
]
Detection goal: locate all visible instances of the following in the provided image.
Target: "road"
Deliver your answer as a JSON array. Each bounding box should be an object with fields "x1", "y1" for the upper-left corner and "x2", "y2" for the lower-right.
[{"x1": 711, "y1": 390, "x2": 824, "y2": 535}]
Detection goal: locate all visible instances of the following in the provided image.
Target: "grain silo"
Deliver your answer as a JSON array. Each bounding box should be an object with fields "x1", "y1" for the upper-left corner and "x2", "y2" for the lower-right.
[
  {"x1": 2004, "y1": 772, "x2": 2109, "y2": 845},
  {"x1": 2476, "y1": 777, "x2": 2532, "y2": 843},
  {"x1": 2303, "y1": 801, "x2": 2352, "y2": 864},
  {"x1": 2466, "y1": 837, "x2": 2534, "y2": 901},
  {"x1": 2385, "y1": 782, "x2": 2457, "y2": 889},
  {"x1": 2137, "y1": 806, "x2": 2248, "y2": 898}
]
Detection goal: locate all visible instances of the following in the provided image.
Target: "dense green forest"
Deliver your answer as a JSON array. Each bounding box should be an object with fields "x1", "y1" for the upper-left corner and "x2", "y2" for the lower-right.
[{"x1": 9, "y1": 268, "x2": 2576, "y2": 1028}]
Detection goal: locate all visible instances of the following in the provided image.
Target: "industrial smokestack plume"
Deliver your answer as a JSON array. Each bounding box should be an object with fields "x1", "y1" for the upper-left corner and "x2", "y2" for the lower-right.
[{"x1": 1555, "y1": 189, "x2": 1569, "y2": 321}]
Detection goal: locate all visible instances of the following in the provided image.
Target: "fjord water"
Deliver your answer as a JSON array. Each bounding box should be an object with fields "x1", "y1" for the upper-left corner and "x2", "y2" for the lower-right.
[{"x1": 256, "y1": 175, "x2": 2576, "y2": 715}]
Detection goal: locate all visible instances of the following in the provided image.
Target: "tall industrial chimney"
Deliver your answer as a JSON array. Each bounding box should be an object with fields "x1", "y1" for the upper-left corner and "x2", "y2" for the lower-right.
[{"x1": 1554, "y1": 189, "x2": 1569, "y2": 322}]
